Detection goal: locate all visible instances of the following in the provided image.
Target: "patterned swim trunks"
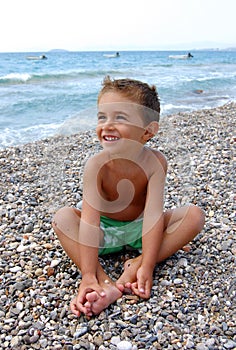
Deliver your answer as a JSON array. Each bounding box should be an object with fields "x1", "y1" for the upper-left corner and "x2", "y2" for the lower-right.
[
  {"x1": 76, "y1": 201, "x2": 143, "y2": 256},
  {"x1": 99, "y1": 215, "x2": 143, "y2": 255}
]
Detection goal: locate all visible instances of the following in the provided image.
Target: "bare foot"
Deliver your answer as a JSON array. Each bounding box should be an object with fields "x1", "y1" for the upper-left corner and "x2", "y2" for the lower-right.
[
  {"x1": 116, "y1": 256, "x2": 142, "y2": 292},
  {"x1": 84, "y1": 280, "x2": 122, "y2": 315}
]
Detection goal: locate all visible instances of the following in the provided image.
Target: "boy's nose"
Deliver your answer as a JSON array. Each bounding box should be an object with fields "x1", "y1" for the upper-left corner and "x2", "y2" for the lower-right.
[{"x1": 102, "y1": 121, "x2": 115, "y2": 130}]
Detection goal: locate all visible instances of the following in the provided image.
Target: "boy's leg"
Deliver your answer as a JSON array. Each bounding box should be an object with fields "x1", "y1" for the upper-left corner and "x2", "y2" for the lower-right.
[
  {"x1": 52, "y1": 207, "x2": 122, "y2": 315},
  {"x1": 52, "y1": 207, "x2": 83, "y2": 267},
  {"x1": 157, "y1": 204, "x2": 205, "y2": 262},
  {"x1": 117, "y1": 204, "x2": 205, "y2": 286}
]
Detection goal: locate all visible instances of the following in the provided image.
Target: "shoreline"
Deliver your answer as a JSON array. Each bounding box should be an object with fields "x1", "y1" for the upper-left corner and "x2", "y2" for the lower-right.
[
  {"x1": 0, "y1": 101, "x2": 235, "y2": 152},
  {"x1": 0, "y1": 103, "x2": 235, "y2": 349}
]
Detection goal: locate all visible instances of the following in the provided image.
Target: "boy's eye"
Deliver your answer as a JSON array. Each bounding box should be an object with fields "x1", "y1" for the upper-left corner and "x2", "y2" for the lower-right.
[
  {"x1": 116, "y1": 115, "x2": 127, "y2": 120},
  {"x1": 98, "y1": 115, "x2": 106, "y2": 120}
]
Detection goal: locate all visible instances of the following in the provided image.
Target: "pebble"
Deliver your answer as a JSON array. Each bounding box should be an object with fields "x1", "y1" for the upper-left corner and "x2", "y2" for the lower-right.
[
  {"x1": 0, "y1": 103, "x2": 235, "y2": 349},
  {"x1": 196, "y1": 344, "x2": 208, "y2": 350},
  {"x1": 50, "y1": 259, "x2": 61, "y2": 268},
  {"x1": 173, "y1": 278, "x2": 183, "y2": 284},
  {"x1": 117, "y1": 341, "x2": 133, "y2": 350},
  {"x1": 74, "y1": 326, "x2": 88, "y2": 338},
  {"x1": 9, "y1": 266, "x2": 22, "y2": 272}
]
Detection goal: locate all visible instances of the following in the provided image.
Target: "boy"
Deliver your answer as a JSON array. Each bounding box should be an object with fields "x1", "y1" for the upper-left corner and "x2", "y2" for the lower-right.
[{"x1": 52, "y1": 76, "x2": 205, "y2": 317}]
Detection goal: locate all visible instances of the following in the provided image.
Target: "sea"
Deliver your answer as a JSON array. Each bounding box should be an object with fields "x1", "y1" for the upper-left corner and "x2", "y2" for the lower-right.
[{"x1": 0, "y1": 50, "x2": 235, "y2": 149}]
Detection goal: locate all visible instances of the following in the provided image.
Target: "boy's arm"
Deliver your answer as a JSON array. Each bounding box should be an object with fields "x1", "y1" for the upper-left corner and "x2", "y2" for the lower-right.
[
  {"x1": 137, "y1": 152, "x2": 167, "y2": 297},
  {"x1": 78, "y1": 199, "x2": 101, "y2": 276},
  {"x1": 76, "y1": 157, "x2": 106, "y2": 298},
  {"x1": 79, "y1": 154, "x2": 106, "y2": 270}
]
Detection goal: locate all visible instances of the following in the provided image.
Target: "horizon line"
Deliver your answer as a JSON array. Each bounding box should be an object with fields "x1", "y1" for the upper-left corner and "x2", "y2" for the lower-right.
[{"x1": 1, "y1": 46, "x2": 236, "y2": 54}]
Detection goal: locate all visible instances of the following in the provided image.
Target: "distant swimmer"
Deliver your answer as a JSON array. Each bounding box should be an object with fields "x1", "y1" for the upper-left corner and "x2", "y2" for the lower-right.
[
  {"x1": 26, "y1": 54, "x2": 47, "y2": 60},
  {"x1": 169, "y1": 53, "x2": 193, "y2": 60},
  {"x1": 103, "y1": 52, "x2": 120, "y2": 58}
]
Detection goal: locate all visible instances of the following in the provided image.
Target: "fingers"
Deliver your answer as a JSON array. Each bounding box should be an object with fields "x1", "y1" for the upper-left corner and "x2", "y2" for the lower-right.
[
  {"x1": 70, "y1": 284, "x2": 107, "y2": 318},
  {"x1": 70, "y1": 293, "x2": 92, "y2": 316},
  {"x1": 70, "y1": 303, "x2": 81, "y2": 317},
  {"x1": 138, "y1": 277, "x2": 151, "y2": 298},
  {"x1": 117, "y1": 279, "x2": 151, "y2": 298},
  {"x1": 116, "y1": 281, "x2": 133, "y2": 295},
  {"x1": 89, "y1": 283, "x2": 106, "y2": 298},
  {"x1": 137, "y1": 279, "x2": 147, "y2": 296},
  {"x1": 134, "y1": 267, "x2": 152, "y2": 298},
  {"x1": 70, "y1": 298, "x2": 83, "y2": 316},
  {"x1": 130, "y1": 280, "x2": 151, "y2": 299},
  {"x1": 123, "y1": 282, "x2": 133, "y2": 294},
  {"x1": 124, "y1": 282, "x2": 132, "y2": 289}
]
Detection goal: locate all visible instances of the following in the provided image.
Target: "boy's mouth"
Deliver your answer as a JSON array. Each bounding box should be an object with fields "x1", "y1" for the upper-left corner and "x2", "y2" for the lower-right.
[{"x1": 103, "y1": 135, "x2": 120, "y2": 141}]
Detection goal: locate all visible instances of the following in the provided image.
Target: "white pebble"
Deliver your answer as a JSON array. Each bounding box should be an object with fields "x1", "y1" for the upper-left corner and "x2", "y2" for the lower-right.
[
  {"x1": 174, "y1": 278, "x2": 183, "y2": 285},
  {"x1": 211, "y1": 295, "x2": 219, "y2": 305},
  {"x1": 50, "y1": 259, "x2": 61, "y2": 268},
  {"x1": 17, "y1": 245, "x2": 28, "y2": 252},
  {"x1": 10, "y1": 266, "x2": 22, "y2": 273},
  {"x1": 117, "y1": 340, "x2": 133, "y2": 350},
  {"x1": 198, "y1": 314, "x2": 205, "y2": 324},
  {"x1": 178, "y1": 258, "x2": 188, "y2": 267},
  {"x1": 40, "y1": 296, "x2": 47, "y2": 305},
  {"x1": 16, "y1": 301, "x2": 24, "y2": 311}
]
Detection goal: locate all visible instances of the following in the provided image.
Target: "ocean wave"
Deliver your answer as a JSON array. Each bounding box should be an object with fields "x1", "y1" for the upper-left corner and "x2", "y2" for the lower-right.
[
  {"x1": 0, "y1": 69, "x2": 124, "y2": 86},
  {"x1": 161, "y1": 103, "x2": 192, "y2": 114},
  {"x1": 1, "y1": 65, "x2": 234, "y2": 87},
  {"x1": 0, "y1": 108, "x2": 98, "y2": 149},
  {"x1": 0, "y1": 73, "x2": 32, "y2": 84},
  {"x1": 0, "y1": 122, "x2": 63, "y2": 149}
]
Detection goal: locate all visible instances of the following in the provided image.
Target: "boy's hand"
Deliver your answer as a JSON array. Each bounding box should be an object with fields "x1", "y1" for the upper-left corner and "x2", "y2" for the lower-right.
[
  {"x1": 70, "y1": 274, "x2": 106, "y2": 317},
  {"x1": 129, "y1": 265, "x2": 153, "y2": 299}
]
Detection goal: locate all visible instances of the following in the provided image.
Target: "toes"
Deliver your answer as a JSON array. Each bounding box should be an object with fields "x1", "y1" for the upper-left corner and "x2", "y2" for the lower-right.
[
  {"x1": 86, "y1": 291, "x2": 99, "y2": 303},
  {"x1": 116, "y1": 283, "x2": 125, "y2": 292}
]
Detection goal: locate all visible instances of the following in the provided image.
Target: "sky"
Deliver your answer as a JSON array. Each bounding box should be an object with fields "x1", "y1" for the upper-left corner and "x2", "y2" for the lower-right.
[{"x1": 1, "y1": 0, "x2": 236, "y2": 52}]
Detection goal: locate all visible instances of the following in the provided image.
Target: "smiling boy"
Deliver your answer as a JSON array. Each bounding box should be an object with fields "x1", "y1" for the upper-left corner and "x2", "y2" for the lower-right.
[{"x1": 52, "y1": 76, "x2": 205, "y2": 316}]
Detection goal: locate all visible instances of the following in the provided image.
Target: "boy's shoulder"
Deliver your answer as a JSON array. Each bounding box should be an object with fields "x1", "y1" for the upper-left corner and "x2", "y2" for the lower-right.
[
  {"x1": 144, "y1": 146, "x2": 167, "y2": 174},
  {"x1": 86, "y1": 150, "x2": 109, "y2": 163},
  {"x1": 84, "y1": 151, "x2": 110, "y2": 171}
]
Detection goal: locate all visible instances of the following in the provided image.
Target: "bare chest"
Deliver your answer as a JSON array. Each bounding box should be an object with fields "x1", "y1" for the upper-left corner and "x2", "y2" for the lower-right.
[{"x1": 99, "y1": 161, "x2": 148, "y2": 202}]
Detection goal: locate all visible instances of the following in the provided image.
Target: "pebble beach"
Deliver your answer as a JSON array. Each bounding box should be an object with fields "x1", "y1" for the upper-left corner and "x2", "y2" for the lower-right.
[{"x1": 0, "y1": 103, "x2": 235, "y2": 349}]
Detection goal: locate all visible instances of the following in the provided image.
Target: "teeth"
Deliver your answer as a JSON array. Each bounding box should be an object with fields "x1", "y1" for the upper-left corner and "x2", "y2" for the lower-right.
[{"x1": 104, "y1": 136, "x2": 119, "y2": 141}]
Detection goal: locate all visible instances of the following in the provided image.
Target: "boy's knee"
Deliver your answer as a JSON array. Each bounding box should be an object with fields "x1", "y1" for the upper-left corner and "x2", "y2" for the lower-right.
[
  {"x1": 54, "y1": 206, "x2": 71, "y2": 217},
  {"x1": 52, "y1": 206, "x2": 72, "y2": 228},
  {"x1": 189, "y1": 205, "x2": 205, "y2": 230}
]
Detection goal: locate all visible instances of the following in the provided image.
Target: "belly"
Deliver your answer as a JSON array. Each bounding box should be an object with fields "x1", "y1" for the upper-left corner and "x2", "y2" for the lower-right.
[{"x1": 101, "y1": 197, "x2": 145, "y2": 221}]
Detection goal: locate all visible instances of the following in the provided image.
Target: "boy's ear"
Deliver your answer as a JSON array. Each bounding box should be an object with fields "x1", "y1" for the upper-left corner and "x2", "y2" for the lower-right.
[{"x1": 143, "y1": 121, "x2": 159, "y2": 140}]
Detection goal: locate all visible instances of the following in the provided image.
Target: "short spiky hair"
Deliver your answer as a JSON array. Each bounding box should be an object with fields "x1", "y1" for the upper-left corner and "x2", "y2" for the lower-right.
[{"x1": 98, "y1": 76, "x2": 160, "y2": 123}]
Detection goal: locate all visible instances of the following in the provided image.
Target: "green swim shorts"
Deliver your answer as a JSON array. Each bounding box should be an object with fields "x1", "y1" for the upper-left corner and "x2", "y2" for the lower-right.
[{"x1": 99, "y1": 216, "x2": 143, "y2": 255}]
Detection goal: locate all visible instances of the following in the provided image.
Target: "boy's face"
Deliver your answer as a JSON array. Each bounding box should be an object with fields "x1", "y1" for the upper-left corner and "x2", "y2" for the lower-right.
[{"x1": 96, "y1": 92, "x2": 147, "y2": 151}]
